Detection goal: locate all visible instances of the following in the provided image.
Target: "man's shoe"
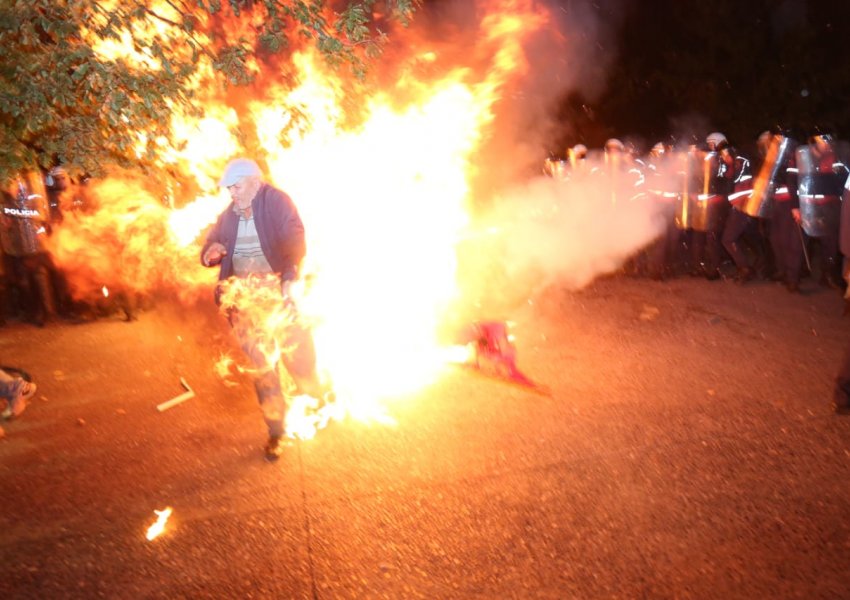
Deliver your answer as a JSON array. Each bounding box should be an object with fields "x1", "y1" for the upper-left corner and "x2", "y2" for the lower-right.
[
  {"x1": 3, "y1": 381, "x2": 36, "y2": 420},
  {"x1": 264, "y1": 435, "x2": 286, "y2": 461}
]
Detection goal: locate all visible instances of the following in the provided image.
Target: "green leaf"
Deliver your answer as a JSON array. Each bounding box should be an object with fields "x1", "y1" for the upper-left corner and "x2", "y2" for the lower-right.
[{"x1": 71, "y1": 62, "x2": 90, "y2": 81}]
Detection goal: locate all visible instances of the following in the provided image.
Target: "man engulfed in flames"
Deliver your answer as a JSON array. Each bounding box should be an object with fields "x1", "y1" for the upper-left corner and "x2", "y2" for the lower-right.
[
  {"x1": 201, "y1": 158, "x2": 329, "y2": 460},
  {"x1": 39, "y1": 0, "x2": 661, "y2": 449}
]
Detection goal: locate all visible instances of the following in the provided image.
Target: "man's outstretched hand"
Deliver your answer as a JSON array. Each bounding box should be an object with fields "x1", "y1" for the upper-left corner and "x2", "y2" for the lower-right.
[{"x1": 203, "y1": 243, "x2": 227, "y2": 266}]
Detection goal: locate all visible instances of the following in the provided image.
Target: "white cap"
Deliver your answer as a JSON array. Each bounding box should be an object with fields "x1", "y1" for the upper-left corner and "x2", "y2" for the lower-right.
[{"x1": 218, "y1": 158, "x2": 262, "y2": 187}]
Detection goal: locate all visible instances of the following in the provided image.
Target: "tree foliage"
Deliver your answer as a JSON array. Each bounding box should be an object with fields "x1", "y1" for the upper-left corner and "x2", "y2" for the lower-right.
[{"x1": 0, "y1": 0, "x2": 418, "y2": 182}]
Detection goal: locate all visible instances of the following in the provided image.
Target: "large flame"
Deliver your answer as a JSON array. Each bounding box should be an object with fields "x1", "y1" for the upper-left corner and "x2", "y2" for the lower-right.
[{"x1": 49, "y1": 0, "x2": 553, "y2": 439}]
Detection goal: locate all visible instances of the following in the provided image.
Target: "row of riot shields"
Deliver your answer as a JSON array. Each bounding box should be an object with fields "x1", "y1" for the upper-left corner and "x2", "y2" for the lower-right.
[
  {"x1": 543, "y1": 154, "x2": 648, "y2": 206},
  {"x1": 657, "y1": 149, "x2": 731, "y2": 233},
  {"x1": 543, "y1": 136, "x2": 849, "y2": 237},
  {"x1": 653, "y1": 137, "x2": 848, "y2": 237}
]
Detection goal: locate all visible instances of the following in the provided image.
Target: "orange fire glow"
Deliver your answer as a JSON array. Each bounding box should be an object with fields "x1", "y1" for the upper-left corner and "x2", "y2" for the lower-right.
[
  {"x1": 50, "y1": 1, "x2": 552, "y2": 440},
  {"x1": 145, "y1": 506, "x2": 173, "y2": 541}
]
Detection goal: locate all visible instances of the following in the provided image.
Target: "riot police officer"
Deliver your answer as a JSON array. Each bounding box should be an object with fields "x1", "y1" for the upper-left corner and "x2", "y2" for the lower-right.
[
  {"x1": 720, "y1": 139, "x2": 760, "y2": 282},
  {"x1": 797, "y1": 133, "x2": 849, "y2": 289},
  {"x1": 0, "y1": 174, "x2": 55, "y2": 326},
  {"x1": 689, "y1": 133, "x2": 731, "y2": 280},
  {"x1": 756, "y1": 130, "x2": 805, "y2": 292},
  {"x1": 645, "y1": 141, "x2": 682, "y2": 279}
]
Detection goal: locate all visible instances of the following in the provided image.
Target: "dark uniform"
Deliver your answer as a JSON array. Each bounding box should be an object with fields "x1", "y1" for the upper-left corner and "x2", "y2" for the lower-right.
[
  {"x1": 645, "y1": 142, "x2": 683, "y2": 279},
  {"x1": 842, "y1": 175, "x2": 850, "y2": 309},
  {"x1": 797, "y1": 134, "x2": 849, "y2": 288},
  {"x1": 720, "y1": 143, "x2": 759, "y2": 281},
  {"x1": 762, "y1": 134, "x2": 804, "y2": 291},
  {"x1": 0, "y1": 176, "x2": 55, "y2": 325},
  {"x1": 835, "y1": 175, "x2": 850, "y2": 414},
  {"x1": 689, "y1": 138, "x2": 731, "y2": 280}
]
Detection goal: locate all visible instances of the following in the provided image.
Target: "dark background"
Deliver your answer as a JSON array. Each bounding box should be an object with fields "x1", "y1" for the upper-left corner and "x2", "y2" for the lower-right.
[{"x1": 553, "y1": 0, "x2": 850, "y2": 152}]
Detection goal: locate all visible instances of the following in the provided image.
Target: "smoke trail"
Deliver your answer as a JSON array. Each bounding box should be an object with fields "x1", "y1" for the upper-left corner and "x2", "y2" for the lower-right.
[{"x1": 457, "y1": 157, "x2": 668, "y2": 315}]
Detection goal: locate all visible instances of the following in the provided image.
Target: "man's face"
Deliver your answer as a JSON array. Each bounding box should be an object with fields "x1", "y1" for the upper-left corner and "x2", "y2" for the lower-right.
[{"x1": 228, "y1": 177, "x2": 256, "y2": 209}]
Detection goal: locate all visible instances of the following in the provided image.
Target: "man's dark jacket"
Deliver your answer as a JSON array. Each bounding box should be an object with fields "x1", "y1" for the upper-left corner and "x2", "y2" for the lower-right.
[{"x1": 201, "y1": 183, "x2": 306, "y2": 282}]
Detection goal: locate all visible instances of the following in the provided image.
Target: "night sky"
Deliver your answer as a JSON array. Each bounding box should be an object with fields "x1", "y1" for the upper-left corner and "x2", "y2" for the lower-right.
[{"x1": 560, "y1": 0, "x2": 850, "y2": 152}]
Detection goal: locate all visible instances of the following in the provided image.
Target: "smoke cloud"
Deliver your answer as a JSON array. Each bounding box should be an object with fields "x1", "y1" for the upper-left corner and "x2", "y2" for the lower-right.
[
  {"x1": 421, "y1": 0, "x2": 665, "y2": 314},
  {"x1": 457, "y1": 159, "x2": 666, "y2": 316}
]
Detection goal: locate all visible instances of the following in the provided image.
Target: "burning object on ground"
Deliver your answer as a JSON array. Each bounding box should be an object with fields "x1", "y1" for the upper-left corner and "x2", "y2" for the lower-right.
[
  {"x1": 145, "y1": 507, "x2": 173, "y2": 541},
  {"x1": 454, "y1": 320, "x2": 543, "y2": 391}
]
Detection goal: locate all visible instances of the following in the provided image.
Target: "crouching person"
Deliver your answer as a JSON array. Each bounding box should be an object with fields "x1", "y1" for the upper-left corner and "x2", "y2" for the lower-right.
[{"x1": 0, "y1": 368, "x2": 36, "y2": 420}]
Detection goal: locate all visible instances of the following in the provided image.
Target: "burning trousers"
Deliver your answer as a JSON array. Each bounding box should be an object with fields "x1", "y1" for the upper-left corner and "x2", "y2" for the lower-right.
[{"x1": 230, "y1": 311, "x2": 320, "y2": 438}]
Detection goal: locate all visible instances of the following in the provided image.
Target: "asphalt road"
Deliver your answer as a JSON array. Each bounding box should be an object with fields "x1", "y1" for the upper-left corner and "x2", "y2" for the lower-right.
[{"x1": 1, "y1": 275, "x2": 849, "y2": 599}]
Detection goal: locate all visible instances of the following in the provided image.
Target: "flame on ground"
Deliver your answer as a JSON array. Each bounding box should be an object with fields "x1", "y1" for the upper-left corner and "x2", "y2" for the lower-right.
[{"x1": 145, "y1": 507, "x2": 173, "y2": 541}]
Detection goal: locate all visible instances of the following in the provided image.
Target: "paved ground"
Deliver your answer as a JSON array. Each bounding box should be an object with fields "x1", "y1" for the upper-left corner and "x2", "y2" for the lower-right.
[{"x1": 1, "y1": 275, "x2": 849, "y2": 599}]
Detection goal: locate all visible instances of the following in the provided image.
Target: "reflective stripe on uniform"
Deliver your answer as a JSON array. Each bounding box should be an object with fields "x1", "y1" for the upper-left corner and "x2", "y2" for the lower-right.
[{"x1": 728, "y1": 190, "x2": 751, "y2": 201}]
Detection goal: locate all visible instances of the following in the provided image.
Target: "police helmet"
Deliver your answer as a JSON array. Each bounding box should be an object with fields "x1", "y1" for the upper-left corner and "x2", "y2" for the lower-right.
[
  {"x1": 604, "y1": 138, "x2": 625, "y2": 153},
  {"x1": 706, "y1": 132, "x2": 727, "y2": 149}
]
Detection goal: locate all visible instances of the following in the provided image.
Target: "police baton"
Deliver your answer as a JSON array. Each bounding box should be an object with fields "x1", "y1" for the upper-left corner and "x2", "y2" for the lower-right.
[{"x1": 795, "y1": 221, "x2": 812, "y2": 273}]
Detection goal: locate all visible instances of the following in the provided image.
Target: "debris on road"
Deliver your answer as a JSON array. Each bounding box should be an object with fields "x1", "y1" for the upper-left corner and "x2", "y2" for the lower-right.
[
  {"x1": 157, "y1": 378, "x2": 195, "y2": 412},
  {"x1": 639, "y1": 304, "x2": 660, "y2": 321},
  {"x1": 454, "y1": 320, "x2": 550, "y2": 394}
]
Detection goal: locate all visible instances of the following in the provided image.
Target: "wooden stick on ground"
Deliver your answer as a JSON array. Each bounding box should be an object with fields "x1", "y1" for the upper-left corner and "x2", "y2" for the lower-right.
[{"x1": 157, "y1": 377, "x2": 195, "y2": 412}]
